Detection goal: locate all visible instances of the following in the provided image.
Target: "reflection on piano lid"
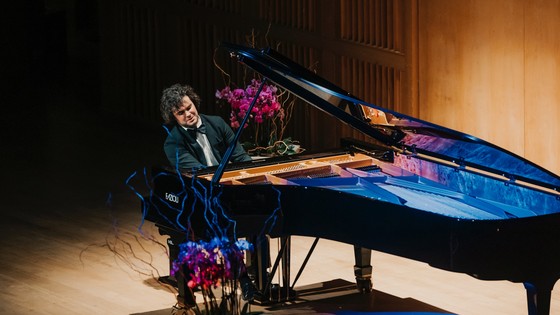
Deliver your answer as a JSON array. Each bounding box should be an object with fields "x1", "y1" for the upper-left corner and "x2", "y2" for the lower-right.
[
  {"x1": 145, "y1": 43, "x2": 560, "y2": 315},
  {"x1": 220, "y1": 42, "x2": 560, "y2": 191}
]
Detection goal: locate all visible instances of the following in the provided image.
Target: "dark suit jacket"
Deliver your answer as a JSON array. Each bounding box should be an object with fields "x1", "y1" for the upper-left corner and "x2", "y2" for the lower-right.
[{"x1": 163, "y1": 114, "x2": 252, "y2": 169}]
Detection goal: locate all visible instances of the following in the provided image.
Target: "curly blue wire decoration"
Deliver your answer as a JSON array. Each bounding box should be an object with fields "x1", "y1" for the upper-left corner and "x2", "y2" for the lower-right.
[{"x1": 127, "y1": 123, "x2": 283, "y2": 247}]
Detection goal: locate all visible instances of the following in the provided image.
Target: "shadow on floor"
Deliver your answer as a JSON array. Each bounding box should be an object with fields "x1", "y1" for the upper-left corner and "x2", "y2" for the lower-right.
[{"x1": 132, "y1": 279, "x2": 454, "y2": 315}]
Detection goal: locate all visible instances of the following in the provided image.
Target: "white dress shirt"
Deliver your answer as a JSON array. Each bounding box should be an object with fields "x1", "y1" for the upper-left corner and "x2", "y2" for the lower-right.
[{"x1": 182, "y1": 118, "x2": 219, "y2": 166}]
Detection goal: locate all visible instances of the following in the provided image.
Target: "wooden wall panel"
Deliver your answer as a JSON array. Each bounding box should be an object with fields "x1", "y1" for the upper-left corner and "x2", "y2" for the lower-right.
[
  {"x1": 99, "y1": 0, "x2": 414, "y2": 152},
  {"x1": 340, "y1": 56, "x2": 404, "y2": 142},
  {"x1": 340, "y1": 0, "x2": 403, "y2": 52},
  {"x1": 260, "y1": 0, "x2": 316, "y2": 32},
  {"x1": 418, "y1": 0, "x2": 525, "y2": 148},
  {"x1": 419, "y1": 0, "x2": 559, "y2": 175},
  {"x1": 524, "y1": 0, "x2": 560, "y2": 175},
  {"x1": 337, "y1": 0, "x2": 410, "y2": 147}
]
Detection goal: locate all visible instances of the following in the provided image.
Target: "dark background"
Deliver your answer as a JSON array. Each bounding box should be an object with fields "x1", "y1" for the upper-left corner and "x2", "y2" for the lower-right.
[{"x1": 1, "y1": 0, "x2": 166, "y2": 218}]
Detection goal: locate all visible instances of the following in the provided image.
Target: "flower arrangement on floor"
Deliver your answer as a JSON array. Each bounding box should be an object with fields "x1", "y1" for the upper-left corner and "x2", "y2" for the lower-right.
[{"x1": 171, "y1": 237, "x2": 253, "y2": 315}]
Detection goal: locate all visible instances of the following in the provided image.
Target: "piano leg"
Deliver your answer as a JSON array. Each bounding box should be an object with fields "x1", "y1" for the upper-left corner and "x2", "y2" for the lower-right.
[
  {"x1": 524, "y1": 281, "x2": 554, "y2": 315},
  {"x1": 245, "y1": 235, "x2": 270, "y2": 294},
  {"x1": 281, "y1": 236, "x2": 292, "y2": 298},
  {"x1": 353, "y1": 246, "x2": 373, "y2": 293}
]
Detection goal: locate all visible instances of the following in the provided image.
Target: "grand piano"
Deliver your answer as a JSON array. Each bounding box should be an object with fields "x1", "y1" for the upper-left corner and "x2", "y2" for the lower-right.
[{"x1": 142, "y1": 42, "x2": 560, "y2": 315}]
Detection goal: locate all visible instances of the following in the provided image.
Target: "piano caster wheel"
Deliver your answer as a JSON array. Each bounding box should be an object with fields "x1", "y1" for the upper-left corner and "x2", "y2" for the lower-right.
[{"x1": 356, "y1": 277, "x2": 372, "y2": 293}]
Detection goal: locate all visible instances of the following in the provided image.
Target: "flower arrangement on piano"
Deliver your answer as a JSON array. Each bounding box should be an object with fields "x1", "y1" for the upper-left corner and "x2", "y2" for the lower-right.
[
  {"x1": 215, "y1": 77, "x2": 302, "y2": 157},
  {"x1": 171, "y1": 237, "x2": 253, "y2": 315},
  {"x1": 215, "y1": 79, "x2": 280, "y2": 130}
]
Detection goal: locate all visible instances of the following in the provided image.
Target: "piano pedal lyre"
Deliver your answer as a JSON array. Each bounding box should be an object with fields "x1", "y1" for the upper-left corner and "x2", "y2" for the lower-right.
[{"x1": 251, "y1": 235, "x2": 297, "y2": 305}]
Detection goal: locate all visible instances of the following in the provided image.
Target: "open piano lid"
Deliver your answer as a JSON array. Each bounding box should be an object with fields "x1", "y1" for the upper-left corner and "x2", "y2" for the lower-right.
[{"x1": 220, "y1": 42, "x2": 560, "y2": 191}]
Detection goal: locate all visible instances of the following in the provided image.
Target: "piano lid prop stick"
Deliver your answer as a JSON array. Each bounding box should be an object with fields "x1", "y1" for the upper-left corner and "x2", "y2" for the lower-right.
[{"x1": 212, "y1": 78, "x2": 268, "y2": 185}]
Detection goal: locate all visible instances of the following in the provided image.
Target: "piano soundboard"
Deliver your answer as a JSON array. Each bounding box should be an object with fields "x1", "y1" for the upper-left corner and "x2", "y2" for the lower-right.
[{"x1": 200, "y1": 153, "x2": 383, "y2": 185}]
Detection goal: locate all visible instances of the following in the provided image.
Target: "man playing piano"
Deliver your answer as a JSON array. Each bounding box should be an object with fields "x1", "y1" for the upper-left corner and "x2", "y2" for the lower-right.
[
  {"x1": 160, "y1": 83, "x2": 252, "y2": 169},
  {"x1": 158, "y1": 83, "x2": 258, "y2": 304}
]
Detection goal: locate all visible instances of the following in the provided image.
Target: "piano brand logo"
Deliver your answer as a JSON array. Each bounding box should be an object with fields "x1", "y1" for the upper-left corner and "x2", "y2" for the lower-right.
[{"x1": 165, "y1": 192, "x2": 179, "y2": 204}]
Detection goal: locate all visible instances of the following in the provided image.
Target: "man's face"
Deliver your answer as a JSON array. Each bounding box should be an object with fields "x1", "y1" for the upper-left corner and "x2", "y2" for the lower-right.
[{"x1": 172, "y1": 96, "x2": 199, "y2": 128}]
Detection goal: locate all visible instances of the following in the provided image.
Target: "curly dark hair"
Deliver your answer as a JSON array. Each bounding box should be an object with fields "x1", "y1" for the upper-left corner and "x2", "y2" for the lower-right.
[{"x1": 159, "y1": 84, "x2": 202, "y2": 123}]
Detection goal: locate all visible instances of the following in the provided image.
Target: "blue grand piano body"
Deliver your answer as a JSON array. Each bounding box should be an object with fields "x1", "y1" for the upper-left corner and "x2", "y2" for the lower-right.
[{"x1": 145, "y1": 43, "x2": 560, "y2": 315}]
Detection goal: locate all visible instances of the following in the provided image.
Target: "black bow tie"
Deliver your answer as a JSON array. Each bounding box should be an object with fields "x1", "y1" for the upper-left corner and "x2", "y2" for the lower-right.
[
  {"x1": 196, "y1": 123, "x2": 206, "y2": 134},
  {"x1": 188, "y1": 123, "x2": 206, "y2": 135}
]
